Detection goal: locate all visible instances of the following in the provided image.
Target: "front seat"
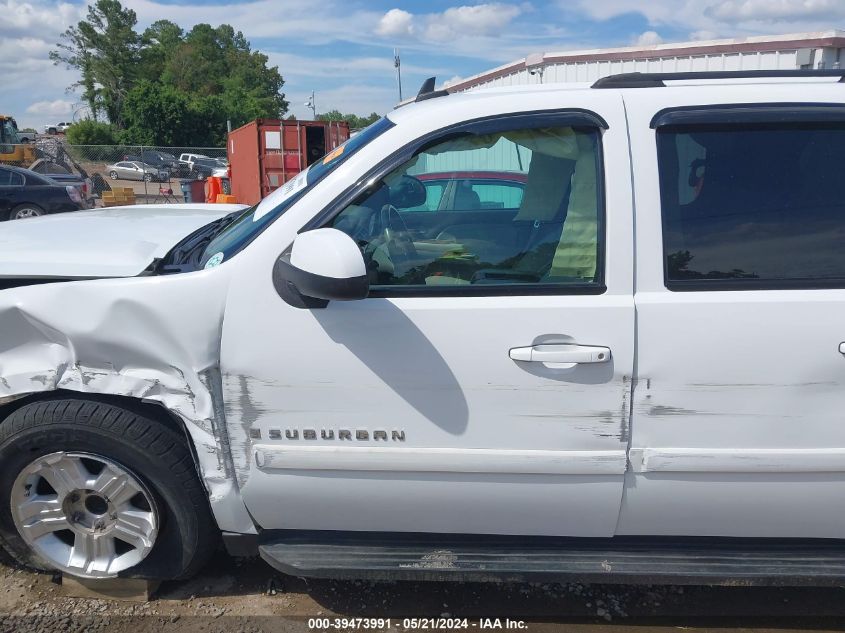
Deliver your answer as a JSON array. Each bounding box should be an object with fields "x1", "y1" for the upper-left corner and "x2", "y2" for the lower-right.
[{"x1": 507, "y1": 152, "x2": 577, "y2": 278}]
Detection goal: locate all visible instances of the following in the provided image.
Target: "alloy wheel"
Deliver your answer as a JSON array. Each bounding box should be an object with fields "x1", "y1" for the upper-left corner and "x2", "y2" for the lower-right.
[
  {"x1": 10, "y1": 452, "x2": 159, "y2": 578},
  {"x1": 13, "y1": 207, "x2": 43, "y2": 219}
]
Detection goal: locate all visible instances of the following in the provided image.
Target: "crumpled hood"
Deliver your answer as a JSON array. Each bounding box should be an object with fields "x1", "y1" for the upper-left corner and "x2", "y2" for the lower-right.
[{"x1": 0, "y1": 203, "x2": 247, "y2": 279}]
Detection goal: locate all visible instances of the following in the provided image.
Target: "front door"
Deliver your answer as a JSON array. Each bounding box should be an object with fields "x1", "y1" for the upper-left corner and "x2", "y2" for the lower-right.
[{"x1": 222, "y1": 101, "x2": 635, "y2": 536}]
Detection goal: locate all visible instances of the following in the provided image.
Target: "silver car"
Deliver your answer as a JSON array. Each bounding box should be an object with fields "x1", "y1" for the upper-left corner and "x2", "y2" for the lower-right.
[{"x1": 106, "y1": 161, "x2": 169, "y2": 183}]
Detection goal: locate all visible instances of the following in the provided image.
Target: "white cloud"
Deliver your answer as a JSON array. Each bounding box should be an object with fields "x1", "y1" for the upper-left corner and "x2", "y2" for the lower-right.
[
  {"x1": 0, "y1": 0, "x2": 84, "y2": 37},
  {"x1": 706, "y1": 0, "x2": 844, "y2": 21},
  {"x1": 689, "y1": 29, "x2": 721, "y2": 40},
  {"x1": 375, "y1": 4, "x2": 524, "y2": 43},
  {"x1": 0, "y1": 35, "x2": 52, "y2": 58},
  {"x1": 634, "y1": 30, "x2": 663, "y2": 46},
  {"x1": 566, "y1": 0, "x2": 845, "y2": 36},
  {"x1": 442, "y1": 75, "x2": 465, "y2": 88},
  {"x1": 0, "y1": 2, "x2": 87, "y2": 128},
  {"x1": 425, "y1": 4, "x2": 523, "y2": 40},
  {"x1": 376, "y1": 8, "x2": 415, "y2": 37},
  {"x1": 0, "y1": 34, "x2": 79, "y2": 128},
  {"x1": 25, "y1": 99, "x2": 74, "y2": 117}
]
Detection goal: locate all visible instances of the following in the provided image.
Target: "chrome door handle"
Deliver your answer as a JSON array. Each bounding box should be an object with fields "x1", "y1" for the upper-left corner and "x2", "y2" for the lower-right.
[{"x1": 509, "y1": 344, "x2": 611, "y2": 364}]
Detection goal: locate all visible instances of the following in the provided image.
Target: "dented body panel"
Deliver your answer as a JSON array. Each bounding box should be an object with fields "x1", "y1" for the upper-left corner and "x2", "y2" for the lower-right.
[{"x1": 0, "y1": 270, "x2": 255, "y2": 533}]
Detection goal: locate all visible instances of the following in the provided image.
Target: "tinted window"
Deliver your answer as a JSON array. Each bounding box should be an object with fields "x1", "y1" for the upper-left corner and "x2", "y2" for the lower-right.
[
  {"x1": 464, "y1": 180, "x2": 524, "y2": 210},
  {"x1": 331, "y1": 125, "x2": 602, "y2": 290},
  {"x1": 658, "y1": 123, "x2": 845, "y2": 289},
  {"x1": 0, "y1": 169, "x2": 24, "y2": 186},
  {"x1": 407, "y1": 177, "x2": 525, "y2": 212}
]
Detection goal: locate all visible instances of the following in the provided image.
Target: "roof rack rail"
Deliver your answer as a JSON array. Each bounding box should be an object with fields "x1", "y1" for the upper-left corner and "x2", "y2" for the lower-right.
[
  {"x1": 415, "y1": 77, "x2": 450, "y2": 102},
  {"x1": 591, "y1": 69, "x2": 845, "y2": 89}
]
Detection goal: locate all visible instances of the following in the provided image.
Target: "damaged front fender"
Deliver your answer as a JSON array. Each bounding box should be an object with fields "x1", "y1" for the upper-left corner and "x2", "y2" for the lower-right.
[{"x1": 0, "y1": 272, "x2": 256, "y2": 534}]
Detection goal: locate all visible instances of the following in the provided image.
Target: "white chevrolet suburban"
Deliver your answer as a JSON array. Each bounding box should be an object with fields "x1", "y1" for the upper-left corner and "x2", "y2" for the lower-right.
[{"x1": 2, "y1": 71, "x2": 845, "y2": 585}]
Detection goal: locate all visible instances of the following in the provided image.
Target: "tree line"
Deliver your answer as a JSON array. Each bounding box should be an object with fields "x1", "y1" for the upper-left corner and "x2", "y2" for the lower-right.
[
  {"x1": 52, "y1": 0, "x2": 286, "y2": 147},
  {"x1": 315, "y1": 110, "x2": 381, "y2": 130},
  {"x1": 51, "y1": 0, "x2": 384, "y2": 148}
]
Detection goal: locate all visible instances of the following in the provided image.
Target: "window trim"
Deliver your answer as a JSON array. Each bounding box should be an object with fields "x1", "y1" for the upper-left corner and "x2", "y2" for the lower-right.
[
  {"x1": 302, "y1": 109, "x2": 608, "y2": 298},
  {"x1": 651, "y1": 102, "x2": 845, "y2": 129},
  {"x1": 656, "y1": 109, "x2": 845, "y2": 291}
]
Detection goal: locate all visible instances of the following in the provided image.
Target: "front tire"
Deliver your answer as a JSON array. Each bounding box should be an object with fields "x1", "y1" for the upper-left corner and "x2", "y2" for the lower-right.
[
  {"x1": 0, "y1": 398, "x2": 217, "y2": 580},
  {"x1": 109, "y1": 171, "x2": 118, "y2": 180}
]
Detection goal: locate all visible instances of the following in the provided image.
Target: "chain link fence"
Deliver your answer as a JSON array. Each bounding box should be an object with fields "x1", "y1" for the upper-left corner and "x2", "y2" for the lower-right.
[{"x1": 1, "y1": 137, "x2": 228, "y2": 206}]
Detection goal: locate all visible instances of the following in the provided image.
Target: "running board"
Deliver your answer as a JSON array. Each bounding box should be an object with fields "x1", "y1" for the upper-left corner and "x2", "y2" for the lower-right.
[{"x1": 259, "y1": 532, "x2": 845, "y2": 586}]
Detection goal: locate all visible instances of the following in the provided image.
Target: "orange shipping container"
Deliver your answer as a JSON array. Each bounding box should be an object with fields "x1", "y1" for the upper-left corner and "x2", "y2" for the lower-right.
[{"x1": 227, "y1": 119, "x2": 350, "y2": 205}]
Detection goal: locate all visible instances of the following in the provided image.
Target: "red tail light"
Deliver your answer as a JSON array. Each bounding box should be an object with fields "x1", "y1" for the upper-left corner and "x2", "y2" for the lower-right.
[{"x1": 65, "y1": 185, "x2": 83, "y2": 203}]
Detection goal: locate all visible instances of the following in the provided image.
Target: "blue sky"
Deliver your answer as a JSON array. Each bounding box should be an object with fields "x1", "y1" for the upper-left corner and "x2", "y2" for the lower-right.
[{"x1": 4, "y1": 0, "x2": 845, "y2": 131}]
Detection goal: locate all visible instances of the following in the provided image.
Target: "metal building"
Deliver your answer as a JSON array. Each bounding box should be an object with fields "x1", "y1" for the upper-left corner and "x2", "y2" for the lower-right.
[{"x1": 446, "y1": 31, "x2": 845, "y2": 92}]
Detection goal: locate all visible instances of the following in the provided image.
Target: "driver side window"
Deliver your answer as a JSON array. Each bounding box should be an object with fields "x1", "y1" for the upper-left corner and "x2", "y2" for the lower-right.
[{"x1": 330, "y1": 123, "x2": 603, "y2": 291}]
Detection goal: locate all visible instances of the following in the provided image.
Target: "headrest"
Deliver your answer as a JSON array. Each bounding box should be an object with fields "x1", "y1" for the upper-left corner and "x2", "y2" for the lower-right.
[{"x1": 513, "y1": 153, "x2": 576, "y2": 222}]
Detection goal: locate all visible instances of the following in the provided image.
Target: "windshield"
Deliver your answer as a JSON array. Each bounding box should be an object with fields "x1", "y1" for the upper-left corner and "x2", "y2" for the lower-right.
[{"x1": 199, "y1": 116, "x2": 394, "y2": 268}]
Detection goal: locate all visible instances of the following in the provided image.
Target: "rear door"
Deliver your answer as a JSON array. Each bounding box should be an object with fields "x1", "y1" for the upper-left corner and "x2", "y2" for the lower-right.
[
  {"x1": 222, "y1": 96, "x2": 637, "y2": 537},
  {"x1": 622, "y1": 88, "x2": 845, "y2": 538}
]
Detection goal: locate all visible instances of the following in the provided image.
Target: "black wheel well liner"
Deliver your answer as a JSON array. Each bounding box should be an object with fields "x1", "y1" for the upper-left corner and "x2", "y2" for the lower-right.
[
  {"x1": 0, "y1": 390, "x2": 207, "y2": 494},
  {"x1": 0, "y1": 390, "x2": 182, "y2": 432}
]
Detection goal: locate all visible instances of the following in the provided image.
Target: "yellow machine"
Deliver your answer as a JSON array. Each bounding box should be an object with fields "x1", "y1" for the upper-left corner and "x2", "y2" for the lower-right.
[{"x1": 0, "y1": 115, "x2": 36, "y2": 166}]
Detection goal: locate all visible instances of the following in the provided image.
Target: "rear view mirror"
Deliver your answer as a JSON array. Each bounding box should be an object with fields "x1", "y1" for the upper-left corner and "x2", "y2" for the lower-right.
[
  {"x1": 273, "y1": 228, "x2": 369, "y2": 309},
  {"x1": 388, "y1": 175, "x2": 426, "y2": 208}
]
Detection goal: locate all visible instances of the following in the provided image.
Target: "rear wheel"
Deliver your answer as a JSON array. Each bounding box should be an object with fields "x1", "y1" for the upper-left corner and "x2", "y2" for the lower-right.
[
  {"x1": 0, "y1": 398, "x2": 217, "y2": 580},
  {"x1": 10, "y1": 204, "x2": 45, "y2": 220}
]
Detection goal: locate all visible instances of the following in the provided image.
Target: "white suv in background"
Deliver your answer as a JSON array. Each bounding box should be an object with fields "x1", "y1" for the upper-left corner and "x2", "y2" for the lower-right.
[
  {"x1": 2, "y1": 70, "x2": 845, "y2": 585},
  {"x1": 43, "y1": 123, "x2": 71, "y2": 135}
]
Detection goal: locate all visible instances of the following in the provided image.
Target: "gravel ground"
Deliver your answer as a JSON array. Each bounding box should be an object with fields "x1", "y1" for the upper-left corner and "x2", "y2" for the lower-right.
[{"x1": 1, "y1": 551, "x2": 845, "y2": 633}]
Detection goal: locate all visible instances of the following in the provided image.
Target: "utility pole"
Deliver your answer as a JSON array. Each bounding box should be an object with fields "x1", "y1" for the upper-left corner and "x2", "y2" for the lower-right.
[
  {"x1": 304, "y1": 91, "x2": 316, "y2": 119},
  {"x1": 394, "y1": 49, "x2": 403, "y2": 102}
]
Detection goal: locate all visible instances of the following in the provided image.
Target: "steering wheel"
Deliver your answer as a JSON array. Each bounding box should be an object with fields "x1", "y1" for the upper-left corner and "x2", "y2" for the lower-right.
[{"x1": 378, "y1": 204, "x2": 417, "y2": 278}]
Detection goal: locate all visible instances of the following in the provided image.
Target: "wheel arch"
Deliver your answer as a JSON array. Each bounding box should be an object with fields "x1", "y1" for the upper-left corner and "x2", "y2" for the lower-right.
[
  {"x1": 0, "y1": 390, "x2": 206, "y2": 499},
  {"x1": 0, "y1": 386, "x2": 256, "y2": 536},
  {"x1": 0, "y1": 392, "x2": 224, "y2": 579},
  {"x1": 0, "y1": 389, "x2": 186, "y2": 442}
]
